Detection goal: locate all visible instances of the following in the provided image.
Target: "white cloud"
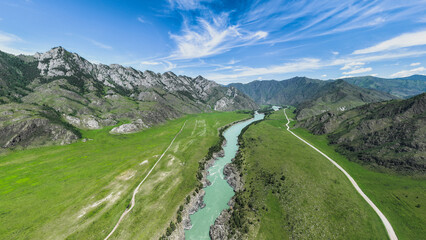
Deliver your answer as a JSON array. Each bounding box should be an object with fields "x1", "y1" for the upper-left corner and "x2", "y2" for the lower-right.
[
  {"x1": 0, "y1": 31, "x2": 34, "y2": 55},
  {"x1": 167, "y1": 0, "x2": 211, "y2": 10},
  {"x1": 343, "y1": 67, "x2": 372, "y2": 75},
  {"x1": 339, "y1": 75, "x2": 354, "y2": 79},
  {"x1": 332, "y1": 51, "x2": 339, "y2": 55},
  {"x1": 89, "y1": 39, "x2": 112, "y2": 50},
  {"x1": 228, "y1": 59, "x2": 239, "y2": 65},
  {"x1": 206, "y1": 58, "x2": 321, "y2": 82},
  {"x1": 163, "y1": 60, "x2": 176, "y2": 71},
  {"x1": 353, "y1": 30, "x2": 426, "y2": 54},
  {"x1": 321, "y1": 74, "x2": 327, "y2": 77},
  {"x1": 137, "y1": 17, "x2": 145, "y2": 23},
  {"x1": 141, "y1": 61, "x2": 161, "y2": 65},
  {"x1": 169, "y1": 13, "x2": 268, "y2": 59},
  {"x1": 340, "y1": 62, "x2": 365, "y2": 70},
  {"x1": 391, "y1": 67, "x2": 425, "y2": 78},
  {"x1": 410, "y1": 62, "x2": 421, "y2": 66},
  {"x1": 253, "y1": 31, "x2": 268, "y2": 39},
  {"x1": 206, "y1": 50, "x2": 426, "y2": 83},
  {"x1": 370, "y1": 73, "x2": 378, "y2": 76}
]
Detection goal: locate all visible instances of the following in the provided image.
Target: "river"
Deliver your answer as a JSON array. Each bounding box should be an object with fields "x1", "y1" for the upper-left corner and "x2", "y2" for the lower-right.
[{"x1": 185, "y1": 112, "x2": 265, "y2": 240}]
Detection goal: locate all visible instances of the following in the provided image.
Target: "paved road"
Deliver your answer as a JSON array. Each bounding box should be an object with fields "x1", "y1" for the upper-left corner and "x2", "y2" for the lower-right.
[
  {"x1": 283, "y1": 109, "x2": 397, "y2": 240},
  {"x1": 104, "y1": 121, "x2": 187, "y2": 240}
]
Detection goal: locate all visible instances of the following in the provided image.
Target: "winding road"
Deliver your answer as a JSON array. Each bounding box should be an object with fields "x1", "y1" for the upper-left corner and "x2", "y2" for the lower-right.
[
  {"x1": 283, "y1": 109, "x2": 398, "y2": 240},
  {"x1": 104, "y1": 121, "x2": 187, "y2": 240}
]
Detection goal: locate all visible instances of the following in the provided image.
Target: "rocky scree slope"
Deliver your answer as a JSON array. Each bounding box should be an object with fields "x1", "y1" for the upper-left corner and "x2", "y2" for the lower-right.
[
  {"x1": 298, "y1": 93, "x2": 426, "y2": 174},
  {"x1": 230, "y1": 77, "x2": 394, "y2": 120},
  {"x1": 0, "y1": 47, "x2": 257, "y2": 150}
]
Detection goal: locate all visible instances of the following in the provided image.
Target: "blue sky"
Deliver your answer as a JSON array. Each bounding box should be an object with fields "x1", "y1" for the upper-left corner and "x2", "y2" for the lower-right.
[{"x1": 1, "y1": 0, "x2": 426, "y2": 83}]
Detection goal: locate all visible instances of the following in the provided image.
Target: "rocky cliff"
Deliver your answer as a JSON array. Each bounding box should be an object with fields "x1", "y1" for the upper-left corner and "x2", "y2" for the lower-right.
[
  {"x1": 0, "y1": 47, "x2": 257, "y2": 150},
  {"x1": 298, "y1": 93, "x2": 426, "y2": 174}
]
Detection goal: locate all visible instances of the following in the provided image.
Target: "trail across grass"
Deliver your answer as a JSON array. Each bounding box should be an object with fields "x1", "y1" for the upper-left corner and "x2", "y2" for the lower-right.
[
  {"x1": 0, "y1": 112, "x2": 249, "y2": 240},
  {"x1": 287, "y1": 107, "x2": 426, "y2": 240},
  {"x1": 283, "y1": 108, "x2": 397, "y2": 240},
  {"x1": 234, "y1": 110, "x2": 388, "y2": 239}
]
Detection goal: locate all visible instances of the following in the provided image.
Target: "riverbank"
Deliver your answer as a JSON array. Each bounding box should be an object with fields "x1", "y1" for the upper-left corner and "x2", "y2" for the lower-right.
[
  {"x1": 181, "y1": 113, "x2": 264, "y2": 240},
  {"x1": 222, "y1": 110, "x2": 387, "y2": 239},
  {"x1": 168, "y1": 116, "x2": 253, "y2": 240}
]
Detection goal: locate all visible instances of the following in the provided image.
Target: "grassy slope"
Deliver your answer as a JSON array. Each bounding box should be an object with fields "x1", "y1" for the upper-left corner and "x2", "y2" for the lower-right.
[
  {"x1": 239, "y1": 110, "x2": 388, "y2": 239},
  {"x1": 0, "y1": 111, "x2": 249, "y2": 240},
  {"x1": 289, "y1": 110, "x2": 426, "y2": 239}
]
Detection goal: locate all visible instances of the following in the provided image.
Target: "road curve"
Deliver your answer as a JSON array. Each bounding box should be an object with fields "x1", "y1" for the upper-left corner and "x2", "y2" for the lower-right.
[
  {"x1": 283, "y1": 109, "x2": 397, "y2": 240},
  {"x1": 104, "y1": 121, "x2": 187, "y2": 240}
]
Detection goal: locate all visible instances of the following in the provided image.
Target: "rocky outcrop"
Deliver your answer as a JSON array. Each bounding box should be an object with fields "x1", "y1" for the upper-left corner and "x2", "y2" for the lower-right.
[
  {"x1": 0, "y1": 118, "x2": 78, "y2": 150},
  {"x1": 223, "y1": 163, "x2": 243, "y2": 192},
  {"x1": 0, "y1": 47, "x2": 257, "y2": 150},
  {"x1": 109, "y1": 119, "x2": 149, "y2": 134},
  {"x1": 169, "y1": 190, "x2": 206, "y2": 240},
  {"x1": 299, "y1": 93, "x2": 426, "y2": 174},
  {"x1": 33, "y1": 47, "x2": 257, "y2": 112},
  {"x1": 210, "y1": 209, "x2": 233, "y2": 240}
]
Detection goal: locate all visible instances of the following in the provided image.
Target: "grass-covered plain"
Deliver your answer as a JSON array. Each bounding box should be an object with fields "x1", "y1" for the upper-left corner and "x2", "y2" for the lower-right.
[
  {"x1": 287, "y1": 108, "x2": 426, "y2": 240},
  {"x1": 0, "y1": 111, "x2": 250, "y2": 239},
  {"x1": 234, "y1": 110, "x2": 388, "y2": 239}
]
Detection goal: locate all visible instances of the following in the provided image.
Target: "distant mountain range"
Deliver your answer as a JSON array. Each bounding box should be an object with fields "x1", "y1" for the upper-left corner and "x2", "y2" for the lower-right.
[
  {"x1": 343, "y1": 75, "x2": 426, "y2": 98},
  {"x1": 299, "y1": 93, "x2": 426, "y2": 175},
  {"x1": 0, "y1": 47, "x2": 257, "y2": 150},
  {"x1": 229, "y1": 77, "x2": 396, "y2": 119}
]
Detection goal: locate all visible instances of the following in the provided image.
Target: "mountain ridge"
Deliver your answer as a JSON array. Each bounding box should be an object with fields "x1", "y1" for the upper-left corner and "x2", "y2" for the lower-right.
[
  {"x1": 229, "y1": 76, "x2": 395, "y2": 119},
  {"x1": 0, "y1": 46, "x2": 257, "y2": 151},
  {"x1": 298, "y1": 93, "x2": 426, "y2": 174}
]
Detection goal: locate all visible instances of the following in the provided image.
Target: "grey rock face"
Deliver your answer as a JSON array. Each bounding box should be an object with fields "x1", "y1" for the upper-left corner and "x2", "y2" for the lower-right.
[
  {"x1": 0, "y1": 46, "x2": 257, "y2": 150},
  {"x1": 209, "y1": 210, "x2": 232, "y2": 240},
  {"x1": 0, "y1": 118, "x2": 78, "y2": 149},
  {"x1": 34, "y1": 47, "x2": 257, "y2": 112},
  {"x1": 223, "y1": 163, "x2": 243, "y2": 192}
]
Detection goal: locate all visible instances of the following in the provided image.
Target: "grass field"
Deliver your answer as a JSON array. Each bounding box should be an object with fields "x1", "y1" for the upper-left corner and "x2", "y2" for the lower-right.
[
  {"x1": 235, "y1": 110, "x2": 388, "y2": 239},
  {"x1": 0, "y1": 111, "x2": 250, "y2": 239},
  {"x1": 286, "y1": 108, "x2": 426, "y2": 240}
]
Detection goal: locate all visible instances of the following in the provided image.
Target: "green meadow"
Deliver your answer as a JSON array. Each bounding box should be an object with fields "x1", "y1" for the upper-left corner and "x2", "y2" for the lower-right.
[
  {"x1": 235, "y1": 110, "x2": 388, "y2": 239},
  {"x1": 0, "y1": 111, "x2": 249, "y2": 239},
  {"x1": 288, "y1": 110, "x2": 426, "y2": 240}
]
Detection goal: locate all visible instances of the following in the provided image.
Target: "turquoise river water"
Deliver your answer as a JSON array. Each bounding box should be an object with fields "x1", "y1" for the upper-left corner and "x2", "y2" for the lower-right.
[{"x1": 185, "y1": 112, "x2": 265, "y2": 240}]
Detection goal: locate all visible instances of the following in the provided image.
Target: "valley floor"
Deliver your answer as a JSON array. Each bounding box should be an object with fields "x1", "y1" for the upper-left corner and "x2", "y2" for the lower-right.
[
  {"x1": 0, "y1": 111, "x2": 250, "y2": 239},
  {"x1": 233, "y1": 110, "x2": 425, "y2": 239}
]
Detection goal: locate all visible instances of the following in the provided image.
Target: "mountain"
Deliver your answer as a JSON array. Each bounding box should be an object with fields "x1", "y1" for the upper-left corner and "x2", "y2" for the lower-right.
[
  {"x1": 229, "y1": 77, "x2": 394, "y2": 119},
  {"x1": 228, "y1": 77, "x2": 328, "y2": 106},
  {"x1": 0, "y1": 47, "x2": 257, "y2": 150},
  {"x1": 343, "y1": 75, "x2": 426, "y2": 98},
  {"x1": 298, "y1": 93, "x2": 426, "y2": 174},
  {"x1": 295, "y1": 79, "x2": 395, "y2": 119}
]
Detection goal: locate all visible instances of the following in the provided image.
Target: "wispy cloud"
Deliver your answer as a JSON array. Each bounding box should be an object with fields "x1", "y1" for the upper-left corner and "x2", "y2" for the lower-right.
[
  {"x1": 163, "y1": 60, "x2": 176, "y2": 71},
  {"x1": 391, "y1": 67, "x2": 425, "y2": 77},
  {"x1": 167, "y1": 0, "x2": 211, "y2": 10},
  {"x1": 410, "y1": 62, "x2": 421, "y2": 66},
  {"x1": 206, "y1": 50, "x2": 426, "y2": 82},
  {"x1": 353, "y1": 30, "x2": 426, "y2": 54},
  {"x1": 141, "y1": 61, "x2": 161, "y2": 65},
  {"x1": 89, "y1": 39, "x2": 112, "y2": 50},
  {"x1": 343, "y1": 67, "x2": 372, "y2": 75},
  {"x1": 340, "y1": 62, "x2": 365, "y2": 70},
  {"x1": 0, "y1": 31, "x2": 34, "y2": 55},
  {"x1": 206, "y1": 58, "x2": 322, "y2": 82},
  {"x1": 137, "y1": 17, "x2": 145, "y2": 23},
  {"x1": 169, "y1": 12, "x2": 268, "y2": 59}
]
